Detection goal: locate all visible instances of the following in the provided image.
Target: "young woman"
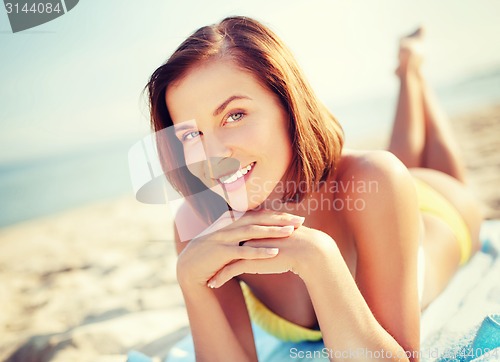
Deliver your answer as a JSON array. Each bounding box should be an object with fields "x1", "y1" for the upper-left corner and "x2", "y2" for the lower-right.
[{"x1": 146, "y1": 17, "x2": 483, "y2": 361}]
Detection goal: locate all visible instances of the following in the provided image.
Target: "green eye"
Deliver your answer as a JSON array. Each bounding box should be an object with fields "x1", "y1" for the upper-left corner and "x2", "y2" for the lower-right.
[
  {"x1": 227, "y1": 112, "x2": 243, "y2": 123},
  {"x1": 182, "y1": 131, "x2": 201, "y2": 141}
]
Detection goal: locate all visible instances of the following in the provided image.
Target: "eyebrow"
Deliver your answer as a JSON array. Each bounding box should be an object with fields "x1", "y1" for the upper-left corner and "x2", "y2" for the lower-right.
[
  {"x1": 213, "y1": 95, "x2": 251, "y2": 116},
  {"x1": 173, "y1": 122, "x2": 197, "y2": 134}
]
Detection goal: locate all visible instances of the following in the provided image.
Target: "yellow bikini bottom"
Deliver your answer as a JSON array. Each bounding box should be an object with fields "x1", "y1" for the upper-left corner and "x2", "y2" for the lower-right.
[
  {"x1": 240, "y1": 178, "x2": 473, "y2": 343},
  {"x1": 413, "y1": 178, "x2": 472, "y2": 265}
]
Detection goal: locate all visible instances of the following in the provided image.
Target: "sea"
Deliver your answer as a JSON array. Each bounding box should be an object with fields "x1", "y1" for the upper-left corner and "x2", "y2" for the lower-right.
[{"x1": 1, "y1": 68, "x2": 499, "y2": 228}]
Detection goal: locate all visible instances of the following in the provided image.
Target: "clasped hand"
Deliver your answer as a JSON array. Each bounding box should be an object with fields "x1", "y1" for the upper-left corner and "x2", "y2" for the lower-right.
[{"x1": 176, "y1": 210, "x2": 335, "y2": 290}]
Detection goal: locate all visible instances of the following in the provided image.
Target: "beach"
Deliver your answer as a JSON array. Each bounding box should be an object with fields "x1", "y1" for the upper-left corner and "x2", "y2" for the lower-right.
[{"x1": 1, "y1": 103, "x2": 499, "y2": 362}]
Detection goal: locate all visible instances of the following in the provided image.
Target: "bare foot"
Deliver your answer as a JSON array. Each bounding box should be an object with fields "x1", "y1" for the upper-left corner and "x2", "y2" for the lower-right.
[{"x1": 396, "y1": 26, "x2": 425, "y2": 77}]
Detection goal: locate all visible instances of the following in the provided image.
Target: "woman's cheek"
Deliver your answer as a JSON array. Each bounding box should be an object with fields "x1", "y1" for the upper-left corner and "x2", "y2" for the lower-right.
[
  {"x1": 184, "y1": 141, "x2": 207, "y2": 165},
  {"x1": 184, "y1": 142, "x2": 208, "y2": 179}
]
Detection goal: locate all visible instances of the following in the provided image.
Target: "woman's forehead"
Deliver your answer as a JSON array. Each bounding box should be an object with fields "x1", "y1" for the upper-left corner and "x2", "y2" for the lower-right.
[{"x1": 165, "y1": 60, "x2": 268, "y2": 124}]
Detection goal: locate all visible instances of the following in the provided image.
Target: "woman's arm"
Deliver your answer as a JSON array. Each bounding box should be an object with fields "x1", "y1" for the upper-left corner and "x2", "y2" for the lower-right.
[
  {"x1": 174, "y1": 204, "x2": 258, "y2": 362},
  {"x1": 174, "y1": 205, "x2": 305, "y2": 361},
  {"x1": 301, "y1": 151, "x2": 420, "y2": 361},
  {"x1": 178, "y1": 275, "x2": 257, "y2": 361}
]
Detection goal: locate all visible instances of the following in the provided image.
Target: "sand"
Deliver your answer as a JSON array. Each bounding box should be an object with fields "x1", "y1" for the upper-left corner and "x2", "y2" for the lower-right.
[{"x1": 1, "y1": 103, "x2": 499, "y2": 362}]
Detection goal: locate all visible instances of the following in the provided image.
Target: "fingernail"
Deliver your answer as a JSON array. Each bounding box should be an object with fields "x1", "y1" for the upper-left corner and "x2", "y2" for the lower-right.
[
  {"x1": 267, "y1": 248, "x2": 279, "y2": 255},
  {"x1": 291, "y1": 216, "x2": 305, "y2": 224},
  {"x1": 207, "y1": 280, "x2": 216, "y2": 288},
  {"x1": 281, "y1": 225, "x2": 294, "y2": 233}
]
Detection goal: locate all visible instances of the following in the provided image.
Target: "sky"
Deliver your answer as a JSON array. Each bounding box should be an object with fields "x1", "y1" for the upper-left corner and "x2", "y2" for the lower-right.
[{"x1": 1, "y1": 0, "x2": 500, "y2": 163}]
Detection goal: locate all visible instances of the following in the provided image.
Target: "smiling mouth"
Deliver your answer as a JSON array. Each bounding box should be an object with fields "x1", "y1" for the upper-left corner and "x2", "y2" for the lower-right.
[{"x1": 218, "y1": 162, "x2": 255, "y2": 184}]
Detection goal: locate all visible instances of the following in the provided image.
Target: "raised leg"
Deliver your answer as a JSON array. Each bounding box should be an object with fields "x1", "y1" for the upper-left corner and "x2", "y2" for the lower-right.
[
  {"x1": 388, "y1": 27, "x2": 467, "y2": 183},
  {"x1": 388, "y1": 29, "x2": 426, "y2": 168},
  {"x1": 420, "y1": 77, "x2": 467, "y2": 183}
]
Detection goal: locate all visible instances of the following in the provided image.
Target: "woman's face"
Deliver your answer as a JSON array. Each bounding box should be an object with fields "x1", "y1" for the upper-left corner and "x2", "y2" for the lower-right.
[{"x1": 165, "y1": 59, "x2": 292, "y2": 211}]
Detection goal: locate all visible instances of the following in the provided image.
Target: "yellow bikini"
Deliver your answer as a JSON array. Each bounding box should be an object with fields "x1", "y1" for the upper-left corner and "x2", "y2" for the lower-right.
[
  {"x1": 413, "y1": 178, "x2": 472, "y2": 265},
  {"x1": 240, "y1": 281, "x2": 323, "y2": 342},
  {"x1": 240, "y1": 178, "x2": 473, "y2": 342}
]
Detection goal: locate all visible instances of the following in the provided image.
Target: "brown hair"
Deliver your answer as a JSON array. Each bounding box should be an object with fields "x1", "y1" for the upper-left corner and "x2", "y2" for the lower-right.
[{"x1": 146, "y1": 16, "x2": 344, "y2": 221}]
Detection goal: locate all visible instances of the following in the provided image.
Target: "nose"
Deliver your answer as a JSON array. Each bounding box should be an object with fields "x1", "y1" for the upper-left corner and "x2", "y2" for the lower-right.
[
  {"x1": 203, "y1": 134, "x2": 232, "y2": 160},
  {"x1": 202, "y1": 135, "x2": 238, "y2": 180}
]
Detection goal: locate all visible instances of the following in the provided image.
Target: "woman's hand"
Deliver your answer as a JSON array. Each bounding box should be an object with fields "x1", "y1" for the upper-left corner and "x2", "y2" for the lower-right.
[
  {"x1": 206, "y1": 223, "x2": 337, "y2": 288},
  {"x1": 175, "y1": 210, "x2": 305, "y2": 290}
]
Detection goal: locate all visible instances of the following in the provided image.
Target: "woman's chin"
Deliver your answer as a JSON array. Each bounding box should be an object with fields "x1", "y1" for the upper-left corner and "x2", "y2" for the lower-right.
[
  {"x1": 210, "y1": 183, "x2": 268, "y2": 212},
  {"x1": 227, "y1": 195, "x2": 268, "y2": 212},
  {"x1": 226, "y1": 198, "x2": 251, "y2": 212}
]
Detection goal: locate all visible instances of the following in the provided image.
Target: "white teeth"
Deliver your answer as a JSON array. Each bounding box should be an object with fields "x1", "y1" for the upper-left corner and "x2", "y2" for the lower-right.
[{"x1": 219, "y1": 162, "x2": 254, "y2": 184}]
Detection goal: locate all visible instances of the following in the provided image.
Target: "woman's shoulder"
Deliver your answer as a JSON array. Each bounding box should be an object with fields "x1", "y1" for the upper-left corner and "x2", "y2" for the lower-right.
[
  {"x1": 336, "y1": 148, "x2": 410, "y2": 186},
  {"x1": 333, "y1": 149, "x2": 420, "y2": 243},
  {"x1": 330, "y1": 149, "x2": 416, "y2": 217}
]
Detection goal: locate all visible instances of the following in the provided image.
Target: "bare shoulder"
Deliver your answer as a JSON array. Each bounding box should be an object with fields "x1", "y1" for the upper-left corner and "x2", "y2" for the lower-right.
[
  {"x1": 337, "y1": 148, "x2": 410, "y2": 184},
  {"x1": 335, "y1": 149, "x2": 418, "y2": 230}
]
